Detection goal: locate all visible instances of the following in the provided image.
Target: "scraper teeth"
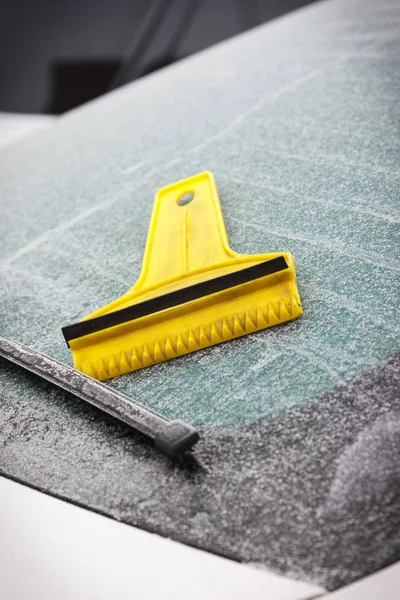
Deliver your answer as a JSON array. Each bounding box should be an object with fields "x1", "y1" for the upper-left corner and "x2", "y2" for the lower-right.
[
  {"x1": 97, "y1": 359, "x2": 109, "y2": 380},
  {"x1": 292, "y1": 294, "x2": 302, "y2": 315},
  {"x1": 199, "y1": 326, "x2": 211, "y2": 346},
  {"x1": 272, "y1": 301, "x2": 281, "y2": 320},
  {"x1": 246, "y1": 309, "x2": 258, "y2": 329},
  {"x1": 154, "y1": 341, "x2": 165, "y2": 361},
  {"x1": 119, "y1": 352, "x2": 131, "y2": 374},
  {"x1": 234, "y1": 314, "x2": 246, "y2": 333},
  {"x1": 177, "y1": 333, "x2": 187, "y2": 354},
  {"x1": 243, "y1": 313, "x2": 256, "y2": 332},
  {"x1": 131, "y1": 348, "x2": 143, "y2": 370},
  {"x1": 142, "y1": 344, "x2": 154, "y2": 366},
  {"x1": 187, "y1": 330, "x2": 198, "y2": 351},
  {"x1": 108, "y1": 356, "x2": 120, "y2": 378},
  {"x1": 84, "y1": 361, "x2": 97, "y2": 379},
  {"x1": 210, "y1": 323, "x2": 221, "y2": 343},
  {"x1": 214, "y1": 319, "x2": 223, "y2": 337},
  {"x1": 83, "y1": 294, "x2": 302, "y2": 381},
  {"x1": 268, "y1": 304, "x2": 280, "y2": 326},
  {"x1": 222, "y1": 318, "x2": 233, "y2": 338},
  {"x1": 280, "y1": 299, "x2": 292, "y2": 320},
  {"x1": 164, "y1": 336, "x2": 176, "y2": 358},
  {"x1": 256, "y1": 308, "x2": 268, "y2": 328}
]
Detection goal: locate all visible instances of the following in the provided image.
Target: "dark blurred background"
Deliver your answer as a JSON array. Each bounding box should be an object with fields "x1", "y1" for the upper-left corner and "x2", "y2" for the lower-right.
[{"x1": 0, "y1": 0, "x2": 315, "y2": 114}]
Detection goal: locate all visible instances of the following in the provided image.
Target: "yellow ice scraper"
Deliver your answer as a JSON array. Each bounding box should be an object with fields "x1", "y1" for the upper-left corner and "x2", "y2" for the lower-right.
[{"x1": 62, "y1": 172, "x2": 303, "y2": 381}]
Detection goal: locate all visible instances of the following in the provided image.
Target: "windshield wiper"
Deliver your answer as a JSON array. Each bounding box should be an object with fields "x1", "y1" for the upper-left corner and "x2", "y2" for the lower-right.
[{"x1": 0, "y1": 335, "x2": 200, "y2": 457}]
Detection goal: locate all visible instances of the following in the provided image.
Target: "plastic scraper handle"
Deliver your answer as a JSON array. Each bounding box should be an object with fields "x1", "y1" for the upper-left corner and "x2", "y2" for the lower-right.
[{"x1": 0, "y1": 335, "x2": 199, "y2": 457}]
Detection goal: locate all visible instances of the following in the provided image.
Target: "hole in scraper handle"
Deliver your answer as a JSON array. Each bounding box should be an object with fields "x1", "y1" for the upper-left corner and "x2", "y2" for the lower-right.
[{"x1": 177, "y1": 191, "x2": 194, "y2": 206}]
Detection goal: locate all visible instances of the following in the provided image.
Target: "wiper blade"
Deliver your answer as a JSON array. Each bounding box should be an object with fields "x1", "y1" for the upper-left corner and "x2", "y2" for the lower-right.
[{"x1": 0, "y1": 335, "x2": 200, "y2": 457}]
